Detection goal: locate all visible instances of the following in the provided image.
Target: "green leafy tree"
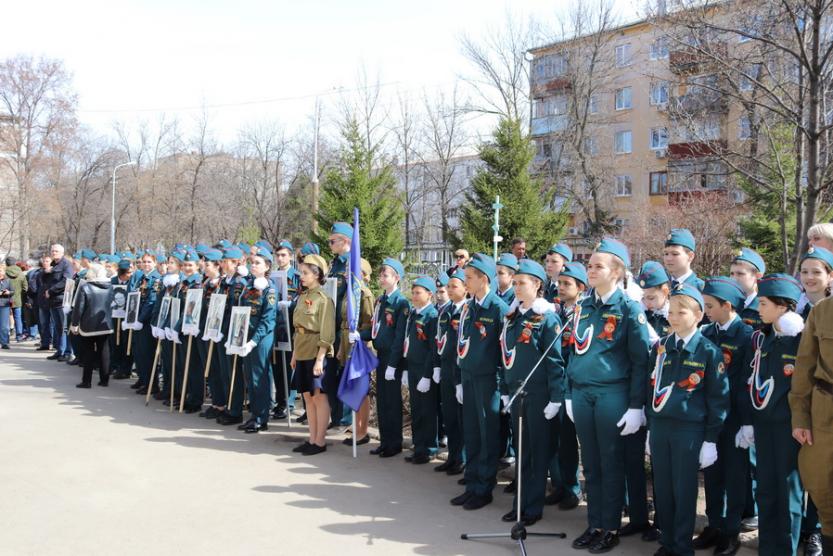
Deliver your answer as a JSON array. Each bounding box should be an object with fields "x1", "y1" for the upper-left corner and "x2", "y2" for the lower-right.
[
  {"x1": 313, "y1": 118, "x2": 404, "y2": 269},
  {"x1": 455, "y1": 118, "x2": 567, "y2": 259}
]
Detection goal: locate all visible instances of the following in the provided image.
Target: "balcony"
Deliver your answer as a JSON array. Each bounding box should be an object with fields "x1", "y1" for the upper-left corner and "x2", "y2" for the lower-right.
[
  {"x1": 531, "y1": 114, "x2": 569, "y2": 136},
  {"x1": 669, "y1": 91, "x2": 729, "y2": 116},
  {"x1": 668, "y1": 139, "x2": 727, "y2": 160},
  {"x1": 669, "y1": 42, "x2": 727, "y2": 75},
  {"x1": 531, "y1": 77, "x2": 572, "y2": 96}
]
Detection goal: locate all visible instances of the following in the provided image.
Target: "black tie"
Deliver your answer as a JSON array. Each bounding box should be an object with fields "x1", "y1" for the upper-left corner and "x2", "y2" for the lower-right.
[
  {"x1": 676, "y1": 338, "x2": 684, "y2": 352},
  {"x1": 671, "y1": 279, "x2": 680, "y2": 289}
]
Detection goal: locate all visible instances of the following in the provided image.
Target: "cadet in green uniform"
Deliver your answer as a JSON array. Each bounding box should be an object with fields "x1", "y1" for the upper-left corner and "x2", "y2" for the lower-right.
[
  {"x1": 270, "y1": 240, "x2": 300, "y2": 420},
  {"x1": 215, "y1": 246, "x2": 249, "y2": 426},
  {"x1": 647, "y1": 284, "x2": 728, "y2": 556},
  {"x1": 495, "y1": 254, "x2": 518, "y2": 305},
  {"x1": 154, "y1": 253, "x2": 183, "y2": 402},
  {"x1": 543, "y1": 243, "x2": 572, "y2": 303},
  {"x1": 498, "y1": 259, "x2": 564, "y2": 525},
  {"x1": 694, "y1": 277, "x2": 754, "y2": 555},
  {"x1": 566, "y1": 238, "x2": 651, "y2": 553},
  {"x1": 730, "y1": 248, "x2": 765, "y2": 330},
  {"x1": 450, "y1": 253, "x2": 508, "y2": 511},
  {"x1": 662, "y1": 229, "x2": 705, "y2": 291},
  {"x1": 110, "y1": 259, "x2": 134, "y2": 379},
  {"x1": 638, "y1": 261, "x2": 671, "y2": 343},
  {"x1": 434, "y1": 269, "x2": 466, "y2": 475},
  {"x1": 739, "y1": 274, "x2": 805, "y2": 556},
  {"x1": 363, "y1": 258, "x2": 409, "y2": 458},
  {"x1": 196, "y1": 249, "x2": 224, "y2": 419},
  {"x1": 291, "y1": 254, "x2": 336, "y2": 456},
  {"x1": 403, "y1": 276, "x2": 440, "y2": 464},
  {"x1": 132, "y1": 251, "x2": 161, "y2": 395},
  {"x1": 169, "y1": 249, "x2": 202, "y2": 411}
]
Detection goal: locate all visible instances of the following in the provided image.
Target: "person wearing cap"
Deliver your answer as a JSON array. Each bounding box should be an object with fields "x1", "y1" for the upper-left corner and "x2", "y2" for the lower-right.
[
  {"x1": 694, "y1": 277, "x2": 755, "y2": 554},
  {"x1": 338, "y1": 258, "x2": 374, "y2": 445},
  {"x1": 215, "y1": 246, "x2": 250, "y2": 426},
  {"x1": 297, "y1": 242, "x2": 321, "y2": 266},
  {"x1": 326, "y1": 222, "x2": 353, "y2": 428},
  {"x1": 647, "y1": 283, "x2": 728, "y2": 556},
  {"x1": 450, "y1": 253, "x2": 509, "y2": 511},
  {"x1": 132, "y1": 251, "x2": 162, "y2": 396},
  {"x1": 447, "y1": 249, "x2": 470, "y2": 278},
  {"x1": 662, "y1": 228, "x2": 705, "y2": 291},
  {"x1": 433, "y1": 274, "x2": 451, "y2": 452},
  {"x1": 291, "y1": 254, "x2": 336, "y2": 455},
  {"x1": 546, "y1": 261, "x2": 587, "y2": 512},
  {"x1": 544, "y1": 243, "x2": 572, "y2": 303},
  {"x1": 638, "y1": 261, "x2": 672, "y2": 343},
  {"x1": 193, "y1": 248, "x2": 225, "y2": 418},
  {"x1": 109, "y1": 259, "x2": 135, "y2": 380},
  {"x1": 730, "y1": 248, "x2": 766, "y2": 330},
  {"x1": 168, "y1": 250, "x2": 203, "y2": 411},
  {"x1": 363, "y1": 257, "x2": 409, "y2": 458},
  {"x1": 235, "y1": 247, "x2": 277, "y2": 432},
  {"x1": 565, "y1": 238, "x2": 652, "y2": 553},
  {"x1": 497, "y1": 259, "x2": 564, "y2": 526},
  {"x1": 151, "y1": 252, "x2": 183, "y2": 403},
  {"x1": 495, "y1": 254, "x2": 518, "y2": 306},
  {"x1": 738, "y1": 274, "x2": 805, "y2": 556},
  {"x1": 270, "y1": 240, "x2": 300, "y2": 420},
  {"x1": 434, "y1": 269, "x2": 467, "y2": 475}
]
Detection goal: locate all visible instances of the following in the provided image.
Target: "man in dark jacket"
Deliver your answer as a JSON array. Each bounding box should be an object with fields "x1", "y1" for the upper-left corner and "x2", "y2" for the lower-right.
[
  {"x1": 0, "y1": 265, "x2": 14, "y2": 349},
  {"x1": 35, "y1": 255, "x2": 53, "y2": 351},
  {"x1": 42, "y1": 244, "x2": 74, "y2": 361},
  {"x1": 5, "y1": 258, "x2": 27, "y2": 342}
]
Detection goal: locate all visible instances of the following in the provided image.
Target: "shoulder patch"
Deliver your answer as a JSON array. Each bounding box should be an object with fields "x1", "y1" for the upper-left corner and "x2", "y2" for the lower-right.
[
  {"x1": 717, "y1": 362, "x2": 725, "y2": 374},
  {"x1": 637, "y1": 313, "x2": 646, "y2": 325},
  {"x1": 267, "y1": 292, "x2": 276, "y2": 306}
]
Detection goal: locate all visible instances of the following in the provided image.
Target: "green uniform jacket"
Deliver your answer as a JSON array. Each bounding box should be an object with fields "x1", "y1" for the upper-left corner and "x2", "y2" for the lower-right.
[
  {"x1": 741, "y1": 328, "x2": 802, "y2": 424},
  {"x1": 404, "y1": 303, "x2": 439, "y2": 379},
  {"x1": 240, "y1": 282, "x2": 277, "y2": 345},
  {"x1": 496, "y1": 286, "x2": 515, "y2": 306},
  {"x1": 360, "y1": 288, "x2": 409, "y2": 365},
  {"x1": 456, "y1": 289, "x2": 508, "y2": 380},
  {"x1": 701, "y1": 316, "x2": 753, "y2": 420},
  {"x1": 500, "y1": 306, "x2": 564, "y2": 403},
  {"x1": 132, "y1": 269, "x2": 161, "y2": 325},
  {"x1": 741, "y1": 296, "x2": 763, "y2": 329},
  {"x1": 172, "y1": 273, "x2": 203, "y2": 334}
]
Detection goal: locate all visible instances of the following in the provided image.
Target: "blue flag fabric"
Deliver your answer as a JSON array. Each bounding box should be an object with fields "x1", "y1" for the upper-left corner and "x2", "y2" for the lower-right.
[{"x1": 338, "y1": 208, "x2": 377, "y2": 412}]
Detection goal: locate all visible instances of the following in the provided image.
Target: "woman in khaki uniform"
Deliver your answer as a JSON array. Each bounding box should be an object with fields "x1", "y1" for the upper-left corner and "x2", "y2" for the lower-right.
[
  {"x1": 337, "y1": 258, "x2": 375, "y2": 446},
  {"x1": 291, "y1": 254, "x2": 336, "y2": 456}
]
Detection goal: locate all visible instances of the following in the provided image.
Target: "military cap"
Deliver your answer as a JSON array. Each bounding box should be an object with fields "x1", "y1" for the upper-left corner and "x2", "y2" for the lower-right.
[
  {"x1": 757, "y1": 273, "x2": 802, "y2": 303},
  {"x1": 637, "y1": 261, "x2": 670, "y2": 289},
  {"x1": 703, "y1": 276, "x2": 746, "y2": 311},
  {"x1": 412, "y1": 275, "x2": 437, "y2": 294},
  {"x1": 665, "y1": 228, "x2": 696, "y2": 252},
  {"x1": 733, "y1": 247, "x2": 765, "y2": 274}
]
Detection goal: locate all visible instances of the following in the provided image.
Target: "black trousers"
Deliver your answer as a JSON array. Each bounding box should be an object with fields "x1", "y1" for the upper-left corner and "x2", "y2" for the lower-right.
[{"x1": 80, "y1": 335, "x2": 111, "y2": 385}]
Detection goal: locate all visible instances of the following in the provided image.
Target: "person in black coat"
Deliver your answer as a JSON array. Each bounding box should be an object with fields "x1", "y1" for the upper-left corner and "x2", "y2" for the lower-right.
[
  {"x1": 69, "y1": 263, "x2": 113, "y2": 388},
  {"x1": 42, "y1": 245, "x2": 74, "y2": 360}
]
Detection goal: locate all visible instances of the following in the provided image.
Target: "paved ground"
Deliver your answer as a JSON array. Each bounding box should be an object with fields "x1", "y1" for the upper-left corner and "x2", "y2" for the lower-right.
[{"x1": 0, "y1": 343, "x2": 757, "y2": 555}]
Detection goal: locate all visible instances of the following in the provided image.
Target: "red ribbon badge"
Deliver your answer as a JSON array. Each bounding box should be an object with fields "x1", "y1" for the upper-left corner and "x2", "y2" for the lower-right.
[
  {"x1": 518, "y1": 322, "x2": 533, "y2": 344},
  {"x1": 597, "y1": 316, "x2": 617, "y2": 341}
]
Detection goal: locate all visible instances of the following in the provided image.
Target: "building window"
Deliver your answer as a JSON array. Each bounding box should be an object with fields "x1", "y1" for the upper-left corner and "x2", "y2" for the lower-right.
[
  {"x1": 739, "y1": 64, "x2": 759, "y2": 91},
  {"x1": 650, "y1": 81, "x2": 669, "y2": 105},
  {"x1": 615, "y1": 87, "x2": 632, "y2": 110},
  {"x1": 650, "y1": 171, "x2": 668, "y2": 195},
  {"x1": 614, "y1": 130, "x2": 632, "y2": 154},
  {"x1": 650, "y1": 37, "x2": 669, "y2": 60},
  {"x1": 583, "y1": 136, "x2": 597, "y2": 155},
  {"x1": 588, "y1": 94, "x2": 600, "y2": 114},
  {"x1": 615, "y1": 44, "x2": 632, "y2": 67},
  {"x1": 738, "y1": 115, "x2": 752, "y2": 139},
  {"x1": 615, "y1": 175, "x2": 632, "y2": 196},
  {"x1": 535, "y1": 54, "x2": 568, "y2": 79},
  {"x1": 650, "y1": 127, "x2": 668, "y2": 149}
]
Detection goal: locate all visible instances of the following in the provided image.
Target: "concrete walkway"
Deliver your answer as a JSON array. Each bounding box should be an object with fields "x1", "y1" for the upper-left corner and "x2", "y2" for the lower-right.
[{"x1": 0, "y1": 344, "x2": 756, "y2": 555}]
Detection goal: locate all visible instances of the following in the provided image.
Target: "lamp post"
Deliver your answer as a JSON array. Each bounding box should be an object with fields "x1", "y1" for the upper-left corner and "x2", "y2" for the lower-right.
[{"x1": 111, "y1": 161, "x2": 136, "y2": 254}]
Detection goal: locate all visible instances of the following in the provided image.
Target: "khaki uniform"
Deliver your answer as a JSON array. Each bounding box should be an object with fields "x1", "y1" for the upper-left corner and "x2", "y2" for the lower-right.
[
  {"x1": 292, "y1": 286, "x2": 336, "y2": 360},
  {"x1": 790, "y1": 296, "x2": 833, "y2": 535},
  {"x1": 336, "y1": 285, "x2": 374, "y2": 366}
]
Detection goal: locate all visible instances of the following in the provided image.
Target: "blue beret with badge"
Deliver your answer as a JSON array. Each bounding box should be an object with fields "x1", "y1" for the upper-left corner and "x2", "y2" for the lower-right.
[
  {"x1": 561, "y1": 262, "x2": 588, "y2": 287},
  {"x1": 449, "y1": 268, "x2": 466, "y2": 283},
  {"x1": 182, "y1": 249, "x2": 200, "y2": 263},
  {"x1": 169, "y1": 251, "x2": 186, "y2": 263},
  {"x1": 381, "y1": 257, "x2": 404, "y2": 279},
  {"x1": 466, "y1": 253, "x2": 497, "y2": 282},
  {"x1": 516, "y1": 259, "x2": 547, "y2": 283},
  {"x1": 117, "y1": 259, "x2": 132, "y2": 271},
  {"x1": 637, "y1": 261, "x2": 670, "y2": 289},
  {"x1": 237, "y1": 242, "x2": 250, "y2": 253},
  {"x1": 703, "y1": 276, "x2": 747, "y2": 311},
  {"x1": 277, "y1": 240, "x2": 294, "y2": 253},
  {"x1": 300, "y1": 242, "x2": 320, "y2": 256},
  {"x1": 665, "y1": 228, "x2": 696, "y2": 252},
  {"x1": 801, "y1": 246, "x2": 833, "y2": 271},
  {"x1": 253, "y1": 246, "x2": 273, "y2": 263},
  {"x1": 412, "y1": 275, "x2": 437, "y2": 294},
  {"x1": 671, "y1": 282, "x2": 705, "y2": 311},
  {"x1": 596, "y1": 237, "x2": 631, "y2": 268},
  {"x1": 757, "y1": 273, "x2": 802, "y2": 303},
  {"x1": 330, "y1": 222, "x2": 353, "y2": 240},
  {"x1": 216, "y1": 239, "x2": 232, "y2": 249},
  {"x1": 547, "y1": 242, "x2": 573, "y2": 262},
  {"x1": 203, "y1": 248, "x2": 222, "y2": 262},
  {"x1": 733, "y1": 247, "x2": 765, "y2": 273},
  {"x1": 254, "y1": 240, "x2": 272, "y2": 253},
  {"x1": 80, "y1": 248, "x2": 96, "y2": 260},
  {"x1": 222, "y1": 246, "x2": 244, "y2": 260},
  {"x1": 195, "y1": 243, "x2": 209, "y2": 255},
  {"x1": 436, "y1": 273, "x2": 449, "y2": 288},
  {"x1": 497, "y1": 253, "x2": 519, "y2": 272}
]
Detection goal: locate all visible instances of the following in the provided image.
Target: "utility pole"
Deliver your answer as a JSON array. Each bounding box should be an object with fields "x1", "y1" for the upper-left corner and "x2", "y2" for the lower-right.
[{"x1": 311, "y1": 98, "x2": 321, "y2": 235}]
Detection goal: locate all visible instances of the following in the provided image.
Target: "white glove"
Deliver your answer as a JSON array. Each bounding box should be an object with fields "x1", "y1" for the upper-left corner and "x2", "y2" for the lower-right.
[
  {"x1": 432, "y1": 367, "x2": 441, "y2": 384},
  {"x1": 699, "y1": 441, "x2": 718, "y2": 469},
  {"x1": 171, "y1": 330, "x2": 182, "y2": 344},
  {"x1": 348, "y1": 330, "x2": 361, "y2": 344},
  {"x1": 133, "y1": 321, "x2": 143, "y2": 331},
  {"x1": 565, "y1": 399, "x2": 574, "y2": 422},
  {"x1": 241, "y1": 340, "x2": 256, "y2": 357},
  {"x1": 214, "y1": 332, "x2": 224, "y2": 343},
  {"x1": 164, "y1": 327, "x2": 173, "y2": 341},
  {"x1": 617, "y1": 408, "x2": 644, "y2": 436},
  {"x1": 416, "y1": 377, "x2": 431, "y2": 393},
  {"x1": 278, "y1": 300, "x2": 291, "y2": 309},
  {"x1": 501, "y1": 395, "x2": 511, "y2": 410},
  {"x1": 384, "y1": 366, "x2": 396, "y2": 381},
  {"x1": 401, "y1": 370, "x2": 409, "y2": 387},
  {"x1": 640, "y1": 407, "x2": 647, "y2": 427},
  {"x1": 237, "y1": 265, "x2": 249, "y2": 277},
  {"x1": 63, "y1": 306, "x2": 72, "y2": 315},
  {"x1": 455, "y1": 384, "x2": 463, "y2": 404},
  {"x1": 735, "y1": 425, "x2": 755, "y2": 449},
  {"x1": 646, "y1": 431, "x2": 651, "y2": 456},
  {"x1": 151, "y1": 326, "x2": 159, "y2": 339},
  {"x1": 543, "y1": 401, "x2": 562, "y2": 420}
]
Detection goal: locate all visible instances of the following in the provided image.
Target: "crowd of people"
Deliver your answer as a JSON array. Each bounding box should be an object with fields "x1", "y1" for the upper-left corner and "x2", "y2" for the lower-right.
[{"x1": 4, "y1": 221, "x2": 833, "y2": 556}]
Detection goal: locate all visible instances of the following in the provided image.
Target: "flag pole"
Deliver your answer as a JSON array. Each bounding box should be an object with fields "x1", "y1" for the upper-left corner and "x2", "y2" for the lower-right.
[{"x1": 492, "y1": 195, "x2": 504, "y2": 261}]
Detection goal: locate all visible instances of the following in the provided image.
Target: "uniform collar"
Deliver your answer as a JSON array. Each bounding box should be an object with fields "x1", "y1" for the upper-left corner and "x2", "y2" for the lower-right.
[
  {"x1": 671, "y1": 269, "x2": 693, "y2": 284},
  {"x1": 453, "y1": 299, "x2": 466, "y2": 311},
  {"x1": 594, "y1": 287, "x2": 620, "y2": 306},
  {"x1": 744, "y1": 292, "x2": 757, "y2": 309},
  {"x1": 413, "y1": 302, "x2": 431, "y2": 315},
  {"x1": 718, "y1": 314, "x2": 739, "y2": 331},
  {"x1": 673, "y1": 328, "x2": 699, "y2": 352},
  {"x1": 474, "y1": 289, "x2": 495, "y2": 308}
]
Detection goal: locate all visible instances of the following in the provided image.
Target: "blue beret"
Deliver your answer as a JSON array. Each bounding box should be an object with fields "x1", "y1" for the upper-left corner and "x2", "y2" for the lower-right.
[
  {"x1": 195, "y1": 243, "x2": 209, "y2": 255},
  {"x1": 757, "y1": 273, "x2": 802, "y2": 303},
  {"x1": 412, "y1": 275, "x2": 437, "y2": 294},
  {"x1": 449, "y1": 269, "x2": 466, "y2": 283},
  {"x1": 169, "y1": 251, "x2": 186, "y2": 263},
  {"x1": 466, "y1": 253, "x2": 497, "y2": 282},
  {"x1": 216, "y1": 239, "x2": 232, "y2": 249},
  {"x1": 237, "y1": 242, "x2": 250, "y2": 253},
  {"x1": 156, "y1": 254, "x2": 166, "y2": 264},
  {"x1": 110, "y1": 255, "x2": 123, "y2": 264},
  {"x1": 80, "y1": 248, "x2": 96, "y2": 260},
  {"x1": 222, "y1": 246, "x2": 244, "y2": 260},
  {"x1": 665, "y1": 228, "x2": 696, "y2": 252},
  {"x1": 72, "y1": 251, "x2": 82, "y2": 259},
  {"x1": 277, "y1": 240, "x2": 294, "y2": 253},
  {"x1": 560, "y1": 262, "x2": 588, "y2": 286},
  {"x1": 120, "y1": 251, "x2": 134, "y2": 260},
  {"x1": 174, "y1": 243, "x2": 186, "y2": 251},
  {"x1": 183, "y1": 249, "x2": 201, "y2": 263},
  {"x1": 801, "y1": 246, "x2": 833, "y2": 270},
  {"x1": 703, "y1": 276, "x2": 747, "y2": 311},
  {"x1": 547, "y1": 243, "x2": 573, "y2": 262},
  {"x1": 596, "y1": 237, "x2": 630, "y2": 268},
  {"x1": 203, "y1": 248, "x2": 222, "y2": 262},
  {"x1": 254, "y1": 240, "x2": 273, "y2": 253},
  {"x1": 300, "y1": 242, "x2": 320, "y2": 256},
  {"x1": 253, "y1": 247, "x2": 273, "y2": 263},
  {"x1": 381, "y1": 257, "x2": 404, "y2": 279},
  {"x1": 637, "y1": 261, "x2": 670, "y2": 289},
  {"x1": 516, "y1": 259, "x2": 547, "y2": 283},
  {"x1": 497, "y1": 253, "x2": 519, "y2": 271},
  {"x1": 733, "y1": 247, "x2": 765, "y2": 273},
  {"x1": 117, "y1": 259, "x2": 132, "y2": 270},
  {"x1": 142, "y1": 249, "x2": 156, "y2": 259},
  {"x1": 330, "y1": 222, "x2": 353, "y2": 240},
  {"x1": 436, "y1": 273, "x2": 449, "y2": 288},
  {"x1": 670, "y1": 283, "x2": 704, "y2": 311}
]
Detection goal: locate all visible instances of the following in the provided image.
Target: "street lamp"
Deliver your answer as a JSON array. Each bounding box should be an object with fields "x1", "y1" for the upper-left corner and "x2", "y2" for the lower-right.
[{"x1": 111, "y1": 161, "x2": 136, "y2": 254}]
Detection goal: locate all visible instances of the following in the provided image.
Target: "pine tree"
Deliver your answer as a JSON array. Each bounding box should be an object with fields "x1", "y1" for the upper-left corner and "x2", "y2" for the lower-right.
[
  {"x1": 313, "y1": 118, "x2": 404, "y2": 269},
  {"x1": 455, "y1": 117, "x2": 568, "y2": 259}
]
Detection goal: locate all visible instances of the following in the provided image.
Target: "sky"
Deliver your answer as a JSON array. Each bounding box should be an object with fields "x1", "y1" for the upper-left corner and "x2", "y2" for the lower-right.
[{"x1": 3, "y1": 0, "x2": 641, "y2": 145}]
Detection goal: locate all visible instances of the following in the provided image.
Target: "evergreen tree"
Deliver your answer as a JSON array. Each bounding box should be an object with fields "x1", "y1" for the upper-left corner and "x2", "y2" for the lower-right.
[
  {"x1": 455, "y1": 118, "x2": 568, "y2": 259},
  {"x1": 313, "y1": 118, "x2": 404, "y2": 269}
]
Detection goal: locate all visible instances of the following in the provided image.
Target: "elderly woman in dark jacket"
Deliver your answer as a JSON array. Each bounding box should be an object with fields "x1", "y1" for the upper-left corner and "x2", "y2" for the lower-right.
[{"x1": 69, "y1": 263, "x2": 113, "y2": 388}]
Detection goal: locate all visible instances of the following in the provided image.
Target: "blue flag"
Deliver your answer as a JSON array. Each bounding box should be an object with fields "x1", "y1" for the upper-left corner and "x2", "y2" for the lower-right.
[{"x1": 338, "y1": 208, "x2": 377, "y2": 412}]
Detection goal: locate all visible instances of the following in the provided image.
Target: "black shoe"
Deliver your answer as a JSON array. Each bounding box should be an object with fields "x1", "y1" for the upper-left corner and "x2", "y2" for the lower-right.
[
  {"x1": 404, "y1": 454, "x2": 414, "y2": 463},
  {"x1": 67, "y1": 358, "x2": 79, "y2": 366},
  {"x1": 715, "y1": 534, "x2": 741, "y2": 555},
  {"x1": 642, "y1": 524, "x2": 661, "y2": 542},
  {"x1": 503, "y1": 480, "x2": 516, "y2": 494},
  {"x1": 450, "y1": 491, "x2": 472, "y2": 506},
  {"x1": 545, "y1": 487, "x2": 566, "y2": 506},
  {"x1": 446, "y1": 463, "x2": 465, "y2": 476},
  {"x1": 559, "y1": 492, "x2": 581, "y2": 510},
  {"x1": 237, "y1": 418, "x2": 256, "y2": 430},
  {"x1": 199, "y1": 407, "x2": 220, "y2": 419},
  {"x1": 692, "y1": 526, "x2": 721, "y2": 550},
  {"x1": 573, "y1": 528, "x2": 603, "y2": 550},
  {"x1": 130, "y1": 381, "x2": 142, "y2": 389},
  {"x1": 136, "y1": 386, "x2": 148, "y2": 395},
  {"x1": 435, "y1": 460, "x2": 453, "y2": 472},
  {"x1": 1, "y1": 345, "x2": 8, "y2": 350},
  {"x1": 183, "y1": 405, "x2": 201, "y2": 414},
  {"x1": 379, "y1": 447, "x2": 402, "y2": 458},
  {"x1": 271, "y1": 407, "x2": 288, "y2": 420},
  {"x1": 654, "y1": 548, "x2": 673, "y2": 556},
  {"x1": 369, "y1": 446, "x2": 386, "y2": 455},
  {"x1": 57, "y1": 355, "x2": 69, "y2": 362},
  {"x1": 803, "y1": 532, "x2": 823, "y2": 556},
  {"x1": 619, "y1": 521, "x2": 651, "y2": 537},
  {"x1": 463, "y1": 493, "x2": 492, "y2": 510},
  {"x1": 36, "y1": 346, "x2": 50, "y2": 351},
  {"x1": 410, "y1": 454, "x2": 430, "y2": 464},
  {"x1": 588, "y1": 530, "x2": 619, "y2": 554},
  {"x1": 243, "y1": 422, "x2": 267, "y2": 433},
  {"x1": 297, "y1": 412, "x2": 307, "y2": 424},
  {"x1": 457, "y1": 477, "x2": 467, "y2": 485},
  {"x1": 47, "y1": 352, "x2": 60, "y2": 360},
  {"x1": 76, "y1": 382, "x2": 91, "y2": 388},
  {"x1": 340, "y1": 435, "x2": 369, "y2": 446},
  {"x1": 292, "y1": 441, "x2": 311, "y2": 453},
  {"x1": 302, "y1": 443, "x2": 326, "y2": 456},
  {"x1": 97, "y1": 380, "x2": 109, "y2": 387},
  {"x1": 217, "y1": 413, "x2": 243, "y2": 426},
  {"x1": 112, "y1": 371, "x2": 131, "y2": 379}
]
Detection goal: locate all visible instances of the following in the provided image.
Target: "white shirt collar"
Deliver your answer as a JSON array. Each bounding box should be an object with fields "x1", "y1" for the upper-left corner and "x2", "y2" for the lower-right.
[
  {"x1": 475, "y1": 290, "x2": 490, "y2": 306},
  {"x1": 595, "y1": 289, "x2": 615, "y2": 304},
  {"x1": 718, "y1": 314, "x2": 739, "y2": 331},
  {"x1": 744, "y1": 292, "x2": 756, "y2": 309},
  {"x1": 675, "y1": 329, "x2": 697, "y2": 348},
  {"x1": 413, "y1": 302, "x2": 431, "y2": 315},
  {"x1": 672, "y1": 269, "x2": 693, "y2": 284},
  {"x1": 453, "y1": 300, "x2": 466, "y2": 311}
]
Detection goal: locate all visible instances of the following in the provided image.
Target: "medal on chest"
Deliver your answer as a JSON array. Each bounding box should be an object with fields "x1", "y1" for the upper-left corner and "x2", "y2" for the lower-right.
[
  {"x1": 572, "y1": 304, "x2": 593, "y2": 355},
  {"x1": 651, "y1": 342, "x2": 673, "y2": 413},
  {"x1": 416, "y1": 321, "x2": 427, "y2": 341},
  {"x1": 748, "y1": 331, "x2": 773, "y2": 410}
]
